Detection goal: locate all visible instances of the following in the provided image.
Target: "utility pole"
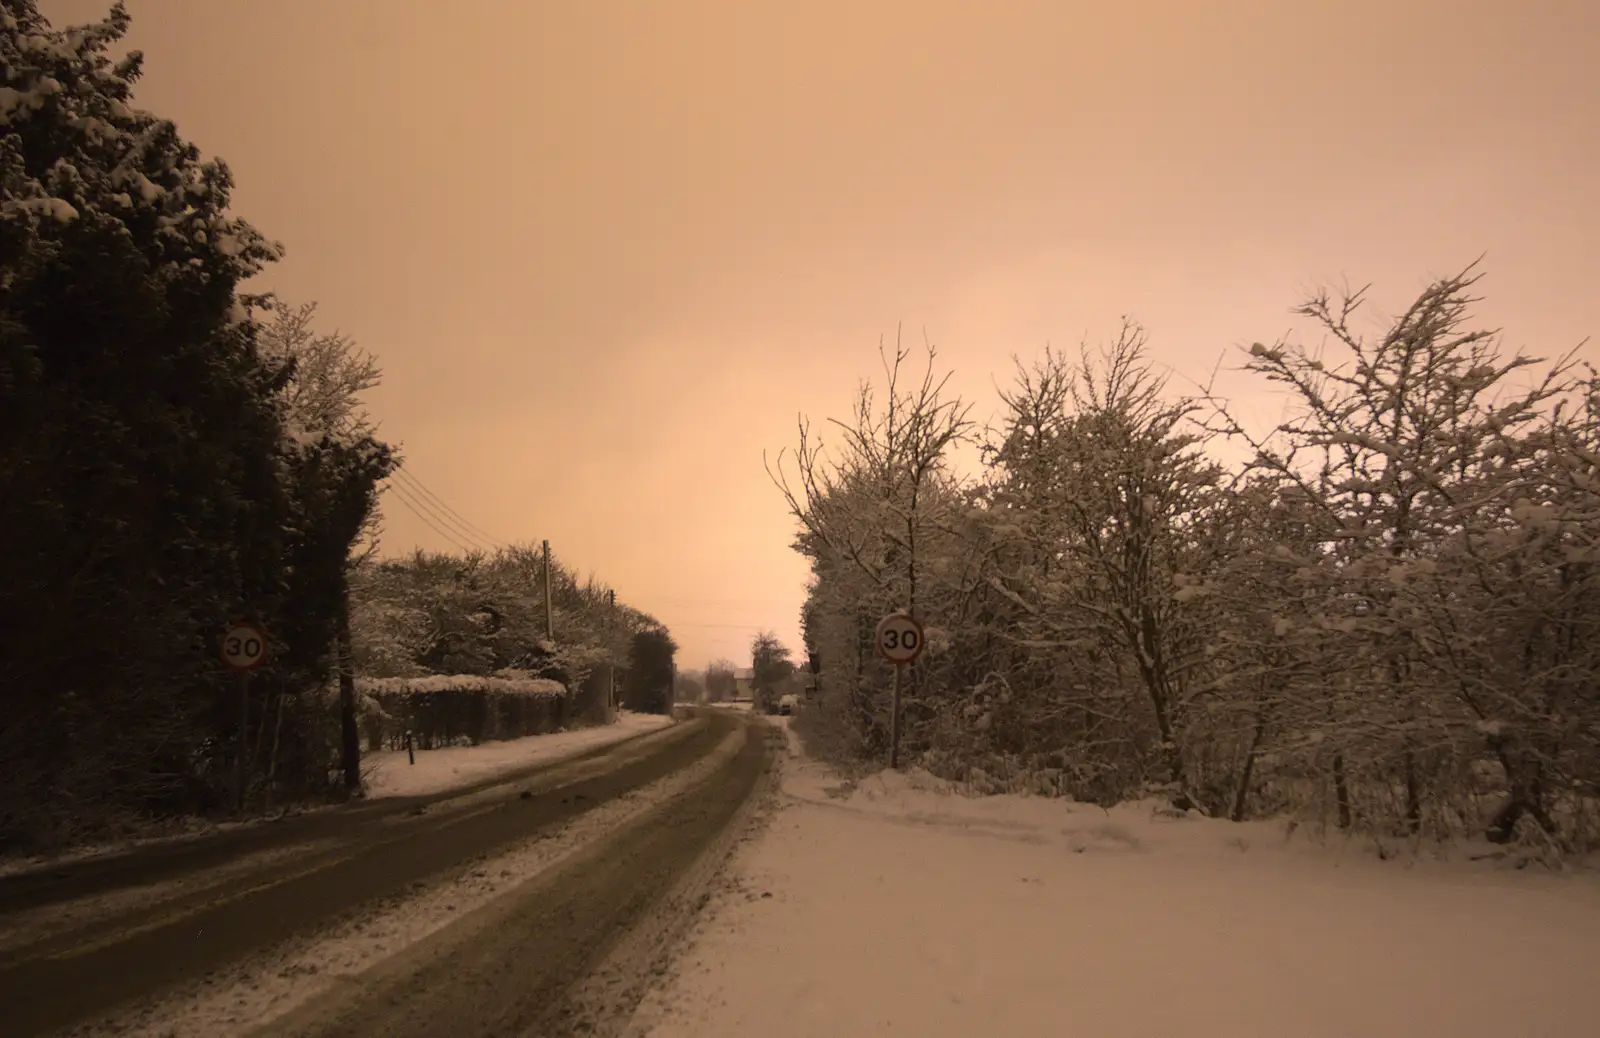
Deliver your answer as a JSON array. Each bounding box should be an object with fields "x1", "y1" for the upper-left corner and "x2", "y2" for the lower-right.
[
  {"x1": 542, "y1": 539, "x2": 553, "y2": 640},
  {"x1": 608, "y1": 588, "x2": 617, "y2": 718}
]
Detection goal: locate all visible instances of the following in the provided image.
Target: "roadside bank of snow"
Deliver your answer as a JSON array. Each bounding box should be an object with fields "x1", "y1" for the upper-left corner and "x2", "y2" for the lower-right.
[
  {"x1": 0, "y1": 838, "x2": 345, "y2": 956},
  {"x1": 0, "y1": 714, "x2": 679, "y2": 881},
  {"x1": 363, "y1": 710, "x2": 676, "y2": 798},
  {"x1": 0, "y1": 815, "x2": 299, "y2": 881},
  {"x1": 628, "y1": 720, "x2": 1600, "y2": 1038}
]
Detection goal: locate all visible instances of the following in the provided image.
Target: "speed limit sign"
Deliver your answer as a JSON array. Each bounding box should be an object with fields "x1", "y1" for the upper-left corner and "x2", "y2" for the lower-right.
[
  {"x1": 220, "y1": 621, "x2": 269, "y2": 671},
  {"x1": 875, "y1": 612, "x2": 925, "y2": 665}
]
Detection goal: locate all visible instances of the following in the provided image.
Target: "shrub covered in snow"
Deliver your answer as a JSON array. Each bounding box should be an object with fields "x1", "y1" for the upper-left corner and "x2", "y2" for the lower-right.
[
  {"x1": 348, "y1": 547, "x2": 655, "y2": 694},
  {"x1": 776, "y1": 269, "x2": 1600, "y2": 855},
  {"x1": 355, "y1": 672, "x2": 573, "y2": 750}
]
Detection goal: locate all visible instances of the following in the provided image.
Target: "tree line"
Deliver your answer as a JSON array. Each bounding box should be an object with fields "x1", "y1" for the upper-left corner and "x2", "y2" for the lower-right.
[
  {"x1": 349, "y1": 545, "x2": 680, "y2": 727},
  {"x1": 690, "y1": 631, "x2": 801, "y2": 713},
  {"x1": 0, "y1": 3, "x2": 670, "y2": 852},
  {"x1": 773, "y1": 267, "x2": 1600, "y2": 856}
]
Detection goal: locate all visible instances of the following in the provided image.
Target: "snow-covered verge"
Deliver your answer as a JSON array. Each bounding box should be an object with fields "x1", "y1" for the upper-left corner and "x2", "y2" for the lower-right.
[
  {"x1": 0, "y1": 713, "x2": 677, "y2": 880},
  {"x1": 76, "y1": 721, "x2": 749, "y2": 1038},
  {"x1": 626, "y1": 720, "x2": 1600, "y2": 1038},
  {"x1": 361, "y1": 710, "x2": 675, "y2": 798},
  {"x1": 0, "y1": 838, "x2": 343, "y2": 956},
  {"x1": 0, "y1": 811, "x2": 325, "y2": 880}
]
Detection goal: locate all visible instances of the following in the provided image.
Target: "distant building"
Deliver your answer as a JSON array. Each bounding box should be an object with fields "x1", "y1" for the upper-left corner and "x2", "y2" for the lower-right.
[{"x1": 732, "y1": 667, "x2": 755, "y2": 700}]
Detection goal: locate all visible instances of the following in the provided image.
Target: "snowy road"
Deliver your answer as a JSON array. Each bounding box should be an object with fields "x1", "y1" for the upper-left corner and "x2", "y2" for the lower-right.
[{"x1": 0, "y1": 710, "x2": 775, "y2": 1038}]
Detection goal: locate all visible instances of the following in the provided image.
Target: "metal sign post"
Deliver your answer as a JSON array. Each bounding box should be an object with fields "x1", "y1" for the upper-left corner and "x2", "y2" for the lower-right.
[
  {"x1": 874, "y1": 611, "x2": 926, "y2": 770},
  {"x1": 221, "y1": 620, "x2": 270, "y2": 812}
]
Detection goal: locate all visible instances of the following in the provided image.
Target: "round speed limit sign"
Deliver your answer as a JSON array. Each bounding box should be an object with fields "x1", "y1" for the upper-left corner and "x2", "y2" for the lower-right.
[
  {"x1": 874, "y1": 612, "x2": 925, "y2": 665},
  {"x1": 220, "y1": 621, "x2": 269, "y2": 671}
]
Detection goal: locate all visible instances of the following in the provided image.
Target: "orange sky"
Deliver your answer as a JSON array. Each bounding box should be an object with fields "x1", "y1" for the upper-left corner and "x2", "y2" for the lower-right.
[{"x1": 42, "y1": 0, "x2": 1599, "y2": 671}]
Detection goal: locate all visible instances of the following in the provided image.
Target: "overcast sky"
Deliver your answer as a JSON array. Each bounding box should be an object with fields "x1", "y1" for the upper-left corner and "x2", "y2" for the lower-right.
[{"x1": 42, "y1": 0, "x2": 1599, "y2": 670}]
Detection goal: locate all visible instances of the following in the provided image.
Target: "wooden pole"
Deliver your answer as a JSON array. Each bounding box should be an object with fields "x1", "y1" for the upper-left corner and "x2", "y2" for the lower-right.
[{"x1": 542, "y1": 539, "x2": 554, "y2": 640}]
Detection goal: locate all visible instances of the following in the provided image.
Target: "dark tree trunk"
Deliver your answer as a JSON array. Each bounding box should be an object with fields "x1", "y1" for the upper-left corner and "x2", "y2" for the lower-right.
[
  {"x1": 1128, "y1": 609, "x2": 1192, "y2": 811},
  {"x1": 1487, "y1": 752, "x2": 1557, "y2": 844},
  {"x1": 1230, "y1": 696, "x2": 1271, "y2": 822},
  {"x1": 1333, "y1": 753, "x2": 1352, "y2": 829},
  {"x1": 1403, "y1": 746, "x2": 1421, "y2": 836}
]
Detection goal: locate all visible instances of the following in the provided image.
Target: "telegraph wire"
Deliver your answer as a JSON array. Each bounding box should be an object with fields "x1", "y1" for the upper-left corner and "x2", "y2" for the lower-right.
[
  {"x1": 382, "y1": 469, "x2": 799, "y2": 634},
  {"x1": 389, "y1": 467, "x2": 504, "y2": 549},
  {"x1": 391, "y1": 466, "x2": 509, "y2": 549},
  {"x1": 382, "y1": 479, "x2": 476, "y2": 553},
  {"x1": 383, "y1": 478, "x2": 490, "y2": 553},
  {"x1": 377, "y1": 468, "x2": 801, "y2": 666},
  {"x1": 381, "y1": 480, "x2": 483, "y2": 555},
  {"x1": 383, "y1": 478, "x2": 501, "y2": 555},
  {"x1": 387, "y1": 470, "x2": 505, "y2": 552}
]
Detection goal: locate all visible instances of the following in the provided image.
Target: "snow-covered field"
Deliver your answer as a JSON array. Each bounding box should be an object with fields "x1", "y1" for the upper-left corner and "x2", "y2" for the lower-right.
[
  {"x1": 363, "y1": 710, "x2": 676, "y2": 798},
  {"x1": 628, "y1": 719, "x2": 1600, "y2": 1038}
]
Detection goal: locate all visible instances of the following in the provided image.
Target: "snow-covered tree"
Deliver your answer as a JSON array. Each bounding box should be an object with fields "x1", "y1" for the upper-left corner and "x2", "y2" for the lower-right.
[
  {"x1": 750, "y1": 631, "x2": 796, "y2": 714},
  {"x1": 257, "y1": 301, "x2": 382, "y2": 443},
  {"x1": 771, "y1": 334, "x2": 976, "y2": 763},
  {"x1": 983, "y1": 322, "x2": 1226, "y2": 810},
  {"x1": 348, "y1": 544, "x2": 664, "y2": 723},
  {"x1": 705, "y1": 659, "x2": 738, "y2": 702},
  {"x1": 1210, "y1": 262, "x2": 1595, "y2": 843},
  {"x1": 773, "y1": 265, "x2": 1597, "y2": 855},
  {"x1": 0, "y1": 0, "x2": 315, "y2": 842}
]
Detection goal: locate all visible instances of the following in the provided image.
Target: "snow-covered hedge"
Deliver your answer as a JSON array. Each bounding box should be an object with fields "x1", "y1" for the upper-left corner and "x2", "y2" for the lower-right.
[
  {"x1": 356, "y1": 672, "x2": 574, "y2": 750},
  {"x1": 355, "y1": 672, "x2": 568, "y2": 699}
]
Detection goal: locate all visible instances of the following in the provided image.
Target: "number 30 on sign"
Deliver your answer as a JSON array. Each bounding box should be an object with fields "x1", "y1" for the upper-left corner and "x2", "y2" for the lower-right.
[
  {"x1": 220, "y1": 621, "x2": 269, "y2": 671},
  {"x1": 874, "y1": 612, "x2": 925, "y2": 665}
]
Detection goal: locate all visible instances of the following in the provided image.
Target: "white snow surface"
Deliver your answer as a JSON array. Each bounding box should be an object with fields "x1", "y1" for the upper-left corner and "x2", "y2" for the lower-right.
[
  {"x1": 362, "y1": 710, "x2": 675, "y2": 799},
  {"x1": 629, "y1": 719, "x2": 1600, "y2": 1038}
]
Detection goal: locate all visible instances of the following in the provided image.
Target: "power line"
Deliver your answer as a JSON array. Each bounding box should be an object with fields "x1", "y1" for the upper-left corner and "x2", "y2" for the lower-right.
[
  {"x1": 381, "y1": 481, "x2": 482, "y2": 555},
  {"x1": 387, "y1": 469, "x2": 505, "y2": 552},
  {"x1": 644, "y1": 595, "x2": 808, "y2": 608},
  {"x1": 391, "y1": 466, "x2": 509, "y2": 549},
  {"x1": 384, "y1": 477, "x2": 501, "y2": 554},
  {"x1": 384, "y1": 479, "x2": 493, "y2": 553},
  {"x1": 382, "y1": 480, "x2": 486, "y2": 554},
  {"x1": 379, "y1": 467, "x2": 796, "y2": 640}
]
